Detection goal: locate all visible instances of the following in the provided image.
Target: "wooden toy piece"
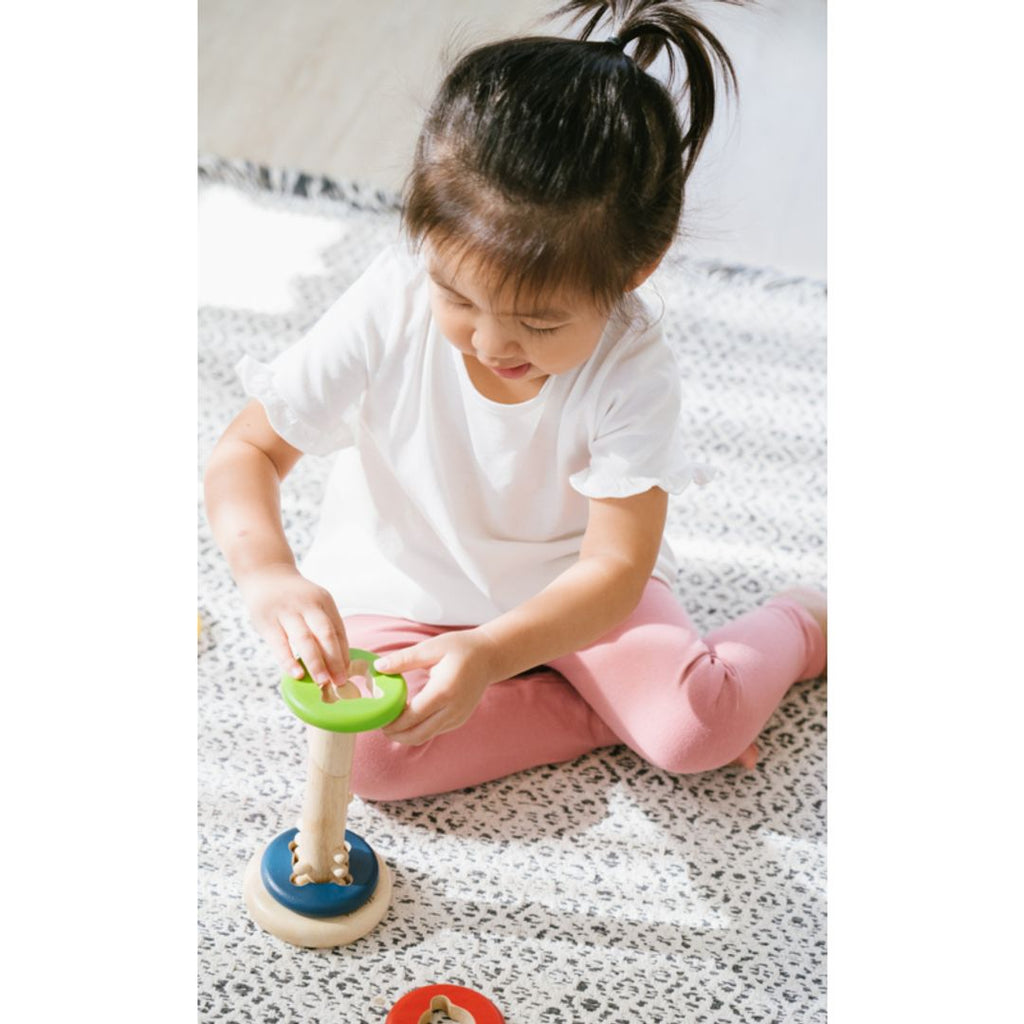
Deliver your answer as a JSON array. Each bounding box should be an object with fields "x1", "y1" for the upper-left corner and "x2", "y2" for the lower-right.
[
  {"x1": 242, "y1": 839, "x2": 391, "y2": 948},
  {"x1": 280, "y1": 653, "x2": 406, "y2": 732},
  {"x1": 319, "y1": 658, "x2": 368, "y2": 704},
  {"x1": 258, "y1": 826, "x2": 380, "y2": 917},
  {"x1": 386, "y1": 985, "x2": 506, "y2": 1024},
  {"x1": 243, "y1": 649, "x2": 407, "y2": 947},
  {"x1": 292, "y1": 685, "x2": 359, "y2": 884}
]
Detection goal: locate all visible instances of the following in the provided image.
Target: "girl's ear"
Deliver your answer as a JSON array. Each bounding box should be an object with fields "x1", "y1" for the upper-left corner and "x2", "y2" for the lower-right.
[{"x1": 626, "y1": 250, "x2": 668, "y2": 291}]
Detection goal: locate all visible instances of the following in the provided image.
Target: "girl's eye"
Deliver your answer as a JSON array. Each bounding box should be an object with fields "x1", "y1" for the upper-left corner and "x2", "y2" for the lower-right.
[
  {"x1": 436, "y1": 286, "x2": 471, "y2": 307},
  {"x1": 521, "y1": 322, "x2": 561, "y2": 335}
]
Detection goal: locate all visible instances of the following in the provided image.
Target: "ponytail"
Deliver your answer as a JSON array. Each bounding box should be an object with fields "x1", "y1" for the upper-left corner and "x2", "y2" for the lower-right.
[
  {"x1": 403, "y1": 0, "x2": 742, "y2": 307},
  {"x1": 554, "y1": 0, "x2": 739, "y2": 181}
]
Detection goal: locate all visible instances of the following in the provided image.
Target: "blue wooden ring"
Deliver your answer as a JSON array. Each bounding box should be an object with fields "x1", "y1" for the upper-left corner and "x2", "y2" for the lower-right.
[{"x1": 260, "y1": 827, "x2": 379, "y2": 918}]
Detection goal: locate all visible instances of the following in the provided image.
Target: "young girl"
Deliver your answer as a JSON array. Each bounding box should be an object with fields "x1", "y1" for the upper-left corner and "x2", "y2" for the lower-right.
[{"x1": 204, "y1": 0, "x2": 826, "y2": 802}]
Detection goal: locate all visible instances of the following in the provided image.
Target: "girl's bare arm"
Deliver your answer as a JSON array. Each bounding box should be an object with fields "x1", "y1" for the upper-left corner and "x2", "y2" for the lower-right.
[
  {"x1": 204, "y1": 400, "x2": 350, "y2": 688},
  {"x1": 480, "y1": 486, "x2": 668, "y2": 674}
]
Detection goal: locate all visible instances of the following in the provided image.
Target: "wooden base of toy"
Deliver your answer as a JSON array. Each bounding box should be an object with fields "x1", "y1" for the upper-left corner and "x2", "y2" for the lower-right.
[{"x1": 242, "y1": 849, "x2": 392, "y2": 948}]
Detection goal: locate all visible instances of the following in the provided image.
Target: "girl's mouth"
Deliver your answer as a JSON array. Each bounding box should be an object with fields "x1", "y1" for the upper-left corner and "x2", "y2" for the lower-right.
[{"x1": 490, "y1": 362, "x2": 531, "y2": 379}]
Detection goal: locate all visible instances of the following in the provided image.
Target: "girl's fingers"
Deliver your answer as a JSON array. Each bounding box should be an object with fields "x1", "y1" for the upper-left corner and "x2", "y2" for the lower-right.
[
  {"x1": 382, "y1": 669, "x2": 456, "y2": 740},
  {"x1": 407, "y1": 682, "x2": 450, "y2": 721},
  {"x1": 267, "y1": 622, "x2": 305, "y2": 679},
  {"x1": 381, "y1": 701, "x2": 426, "y2": 738},
  {"x1": 382, "y1": 688, "x2": 440, "y2": 737},
  {"x1": 374, "y1": 640, "x2": 437, "y2": 675},
  {"x1": 304, "y1": 606, "x2": 350, "y2": 682},
  {"x1": 280, "y1": 613, "x2": 333, "y2": 688},
  {"x1": 384, "y1": 707, "x2": 450, "y2": 747}
]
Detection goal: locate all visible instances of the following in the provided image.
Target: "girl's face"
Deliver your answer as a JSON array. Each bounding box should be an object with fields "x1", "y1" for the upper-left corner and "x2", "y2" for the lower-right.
[{"x1": 425, "y1": 245, "x2": 613, "y2": 401}]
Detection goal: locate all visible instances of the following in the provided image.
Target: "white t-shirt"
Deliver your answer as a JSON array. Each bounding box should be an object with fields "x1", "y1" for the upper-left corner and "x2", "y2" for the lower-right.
[{"x1": 239, "y1": 243, "x2": 710, "y2": 626}]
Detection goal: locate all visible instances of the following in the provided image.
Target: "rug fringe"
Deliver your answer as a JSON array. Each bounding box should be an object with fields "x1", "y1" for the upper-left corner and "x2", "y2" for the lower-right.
[
  {"x1": 198, "y1": 153, "x2": 402, "y2": 213},
  {"x1": 198, "y1": 155, "x2": 825, "y2": 293}
]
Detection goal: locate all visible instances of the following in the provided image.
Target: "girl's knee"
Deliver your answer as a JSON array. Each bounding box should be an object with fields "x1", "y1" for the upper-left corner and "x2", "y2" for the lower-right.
[
  {"x1": 639, "y1": 724, "x2": 743, "y2": 777},
  {"x1": 680, "y1": 651, "x2": 741, "y2": 723},
  {"x1": 635, "y1": 654, "x2": 748, "y2": 775},
  {"x1": 350, "y1": 732, "x2": 425, "y2": 802}
]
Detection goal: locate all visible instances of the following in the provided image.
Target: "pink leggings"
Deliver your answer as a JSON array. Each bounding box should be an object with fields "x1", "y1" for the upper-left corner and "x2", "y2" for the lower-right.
[{"x1": 348, "y1": 579, "x2": 826, "y2": 801}]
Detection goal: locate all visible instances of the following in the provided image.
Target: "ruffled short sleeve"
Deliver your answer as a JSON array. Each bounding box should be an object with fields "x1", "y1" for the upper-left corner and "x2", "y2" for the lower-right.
[
  {"x1": 569, "y1": 322, "x2": 714, "y2": 499},
  {"x1": 237, "y1": 353, "x2": 361, "y2": 456},
  {"x1": 237, "y1": 245, "x2": 404, "y2": 456}
]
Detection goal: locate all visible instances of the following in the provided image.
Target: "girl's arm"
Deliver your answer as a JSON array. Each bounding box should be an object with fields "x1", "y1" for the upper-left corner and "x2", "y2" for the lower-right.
[
  {"x1": 376, "y1": 486, "x2": 668, "y2": 744},
  {"x1": 204, "y1": 399, "x2": 350, "y2": 689}
]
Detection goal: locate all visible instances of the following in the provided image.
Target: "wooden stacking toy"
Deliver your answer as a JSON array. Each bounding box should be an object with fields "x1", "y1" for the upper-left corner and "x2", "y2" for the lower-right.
[
  {"x1": 387, "y1": 984, "x2": 506, "y2": 1023},
  {"x1": 243, "y1": 649, "x2": 407, "y2": 947}
]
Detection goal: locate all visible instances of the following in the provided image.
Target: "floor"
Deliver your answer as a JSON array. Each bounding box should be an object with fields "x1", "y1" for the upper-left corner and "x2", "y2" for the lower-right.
[
  {"x1": 197, "y1": 169, "x2": 827, "y2": 1022},
  {"x1": 199, "y1": 0, "x2": 825, "y2": 279}
]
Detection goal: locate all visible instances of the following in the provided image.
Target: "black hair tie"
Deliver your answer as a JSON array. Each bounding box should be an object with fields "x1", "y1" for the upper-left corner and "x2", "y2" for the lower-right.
[{"x1": 605, "y1": 35, "x2": 625, "y2": 50}]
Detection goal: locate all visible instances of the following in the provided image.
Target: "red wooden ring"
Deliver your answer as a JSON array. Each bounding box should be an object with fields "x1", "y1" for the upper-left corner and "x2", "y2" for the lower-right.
[{"x1": 386, "y1": 984, "x2": 505, "y2": 1024}]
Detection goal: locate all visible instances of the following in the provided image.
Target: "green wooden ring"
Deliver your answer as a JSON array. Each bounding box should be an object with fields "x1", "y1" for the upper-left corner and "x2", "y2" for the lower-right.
[{"x1": 280, "y1": 649, "x2": 407, "y2": 733}]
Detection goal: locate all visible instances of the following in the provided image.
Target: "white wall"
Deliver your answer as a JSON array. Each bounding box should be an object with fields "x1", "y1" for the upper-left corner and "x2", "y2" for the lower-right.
[{"x1": 199, "y1": 0, "x2": 825, "y2": 279}]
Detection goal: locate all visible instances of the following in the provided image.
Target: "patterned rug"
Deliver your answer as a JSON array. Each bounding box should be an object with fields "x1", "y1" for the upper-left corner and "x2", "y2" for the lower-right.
[{"x1": 198, "y1": 156, "x2": 827, "y2": 1023}]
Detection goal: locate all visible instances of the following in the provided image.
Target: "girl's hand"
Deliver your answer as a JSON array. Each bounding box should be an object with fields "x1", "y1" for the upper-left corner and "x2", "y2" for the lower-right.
[
  {"x1": 374, "y1": 629, "x2": 502, "y2": 746},
  {"x1": 236, "y1": 564, "x2": 350, "y2": 691}
]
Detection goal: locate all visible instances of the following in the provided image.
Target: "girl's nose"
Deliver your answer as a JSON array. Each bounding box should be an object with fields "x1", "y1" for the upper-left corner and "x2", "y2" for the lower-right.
[{"x1": 473, "y1": 322, "x2": 518, "y2": 360}]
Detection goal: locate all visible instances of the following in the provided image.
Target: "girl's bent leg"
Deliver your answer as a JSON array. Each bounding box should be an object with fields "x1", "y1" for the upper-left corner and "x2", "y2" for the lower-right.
[
  {"x1": 346, "y1": 615, "x2": 617, "y2": 802},
  {"x1": 548, "y1": 580, "x2": 826, "y2": 775}
]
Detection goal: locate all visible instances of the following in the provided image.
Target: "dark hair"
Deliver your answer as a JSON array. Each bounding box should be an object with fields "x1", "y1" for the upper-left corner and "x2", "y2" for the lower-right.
[{"x1": 402, "y1": 0, "x2": 739, "y2": 310}]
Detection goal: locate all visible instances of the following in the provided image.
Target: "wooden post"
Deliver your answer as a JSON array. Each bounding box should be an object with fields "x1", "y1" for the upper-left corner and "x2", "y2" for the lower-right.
[{"x1": 291, "y1": 680, "x2": 360, "y2": 885}]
